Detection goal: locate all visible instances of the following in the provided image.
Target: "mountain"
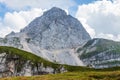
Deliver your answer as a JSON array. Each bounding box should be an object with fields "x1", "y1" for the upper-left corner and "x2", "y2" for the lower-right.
[
  {"x1": 1, "y1": 7, "x2": 120, "y2": 69},
  {"x1": 1, "y1": 7, "x2": 120, "y2": 78},
  {"x1": 0, "y1": 7, "x2": 91, "y2": 66},
  {"x1": 77, "y1": 38, "x2": 120, "y2": 68},
  {"x1": 20, "y1": 7, "x2": 91, "y2": 50}
]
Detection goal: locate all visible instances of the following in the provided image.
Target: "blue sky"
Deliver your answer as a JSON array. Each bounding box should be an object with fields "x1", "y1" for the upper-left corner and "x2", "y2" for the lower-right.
[
  {"x1": 0, "y1": 0, "x2": 120, "y2": 41},
  {"x1": 0, "y1": 3, "x2": 9, "y2": 17},
  {"x1": 76, "y1": 0, "x2": 97, "y2": 4}
]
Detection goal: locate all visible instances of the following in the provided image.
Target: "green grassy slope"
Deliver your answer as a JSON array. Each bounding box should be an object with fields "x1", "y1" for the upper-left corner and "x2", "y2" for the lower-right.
[
  {"x1": 0, "y1": 46, "x2": 60, "y2": 69},
  {"x1": 0, "y1": 46, "x2": 94, "y2": 71},
  {"x1": 1, "y1": 71, "x2": 120, "y2": 80}
]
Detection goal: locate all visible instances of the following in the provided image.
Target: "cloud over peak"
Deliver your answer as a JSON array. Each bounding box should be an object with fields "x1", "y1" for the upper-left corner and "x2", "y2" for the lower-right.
[
  {"x1": 76, "y1": 0, "x2": 120, "y2": 41},
  {"x1": 0, "y1": 0, "x2": 75, "y2": 10},
  {"x1": 0, "y1": 8, "x2": 43, "y2": 37}
]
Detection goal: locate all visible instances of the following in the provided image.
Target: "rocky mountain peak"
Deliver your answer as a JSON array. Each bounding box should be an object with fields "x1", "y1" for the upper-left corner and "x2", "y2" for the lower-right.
[
  {"x1": 5, "y1": 31, "x2": 16, "y2": 38},
  {"x1": 43, "y1": 7, "x2": 67, "y2": 17},
  {"x1": 21, "y1": 7, "x2": 91, "y2": 50}
]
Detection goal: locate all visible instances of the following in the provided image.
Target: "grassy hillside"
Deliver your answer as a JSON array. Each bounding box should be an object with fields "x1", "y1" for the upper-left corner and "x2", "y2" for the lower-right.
[
  {"x1": 0, "y1": 46, "x2": 60, "y2": 69},
  {"x1": 1, "y1": 71, "x2": 120, "y2": 80},
  {"x1": 1, "y1": 46, "x2": 120, "y2": 72},
  {"x1": 0, "y1": 46, "x2": 100, "y2": 73},
  {"x1": 0, "y1": 46, "x2": 94, "y2": 72},
  {"x1": 76, "y1": 38, "x2": 120, "y2": 68},
  {"x1": 1, "y1": 46, "x2": 120, "y2": 80}
]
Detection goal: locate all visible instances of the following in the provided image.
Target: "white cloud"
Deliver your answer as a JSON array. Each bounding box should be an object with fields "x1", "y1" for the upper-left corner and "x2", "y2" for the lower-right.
[
  {"x1": 0, "y1": 0, "x2": 75, "y2": 10},
  {"x1": 76, "y1": 0, "x2": 120, "y2": 41},
  {"x1": 96, "y1": 33, "x2": 120, "y2": 41},
  {"x1": 77, "y1": 18, "x2": 95, "y2": 38},
  {"x1": 4, "y1": 12, "x2": 27, "y2": 31},
  {"x1": 0, "y1": 22, "x2": 13, "y2": 37},
  {"x1": 0, "y1": 8, "x2": 43, "y2": 37}
]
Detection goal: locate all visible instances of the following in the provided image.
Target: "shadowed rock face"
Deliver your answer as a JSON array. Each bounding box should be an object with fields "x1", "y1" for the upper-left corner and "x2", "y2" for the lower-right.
[{"x1": 21, "y1": 7, "x2": 91, "y2": 50}]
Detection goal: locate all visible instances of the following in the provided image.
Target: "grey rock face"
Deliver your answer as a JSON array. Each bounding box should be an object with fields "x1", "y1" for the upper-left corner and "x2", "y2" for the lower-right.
[
  {"x1": 77, "y1": 38, "x2": 120, "y2": 68},
  {"x1": 21, "y1": 7, "x2": 91, "y2": 50},
  {"x1": 0, "y1": 53, "x2": 66, "y2": 77}
]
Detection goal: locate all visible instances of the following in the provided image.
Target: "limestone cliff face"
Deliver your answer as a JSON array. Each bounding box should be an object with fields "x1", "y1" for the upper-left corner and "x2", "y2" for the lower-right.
[
  {"x1": 21, "y1": 7, "x2": 91, "y2": 50},
  {"x1": 0, "y1": 47, "x2": 66, "y2": 78},
  {"x1": 77, "y1": 38, "x2": 120, "y2": 68}
]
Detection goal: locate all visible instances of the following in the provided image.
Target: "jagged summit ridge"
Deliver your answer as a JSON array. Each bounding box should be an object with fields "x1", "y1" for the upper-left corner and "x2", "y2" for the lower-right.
[
  {"x1": 21, "y1": 7, "x2": 91, "y2": 50},
  {"x1": 44, "y1": 7, "x2": 67, "y2": 17}
]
